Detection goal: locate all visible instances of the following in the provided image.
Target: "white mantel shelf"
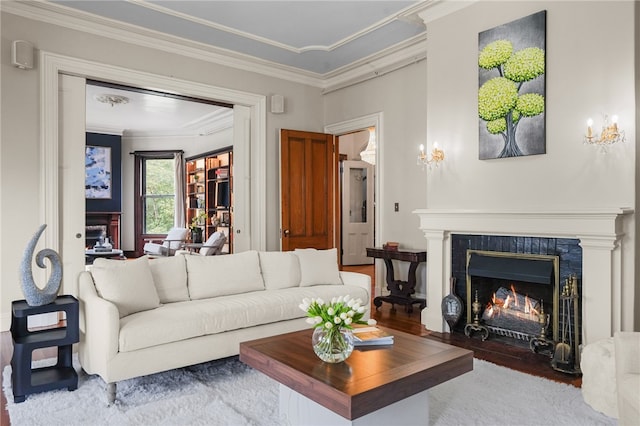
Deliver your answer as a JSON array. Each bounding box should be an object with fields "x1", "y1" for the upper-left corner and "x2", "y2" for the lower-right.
[{"x1": 413, "y1": 208, "x2": 634, "y2": 345}]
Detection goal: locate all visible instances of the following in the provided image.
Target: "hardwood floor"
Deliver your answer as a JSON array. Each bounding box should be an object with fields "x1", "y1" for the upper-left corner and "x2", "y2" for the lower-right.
[{"x1": 1, "y1": 264, "x2": 579, "y2": 425}]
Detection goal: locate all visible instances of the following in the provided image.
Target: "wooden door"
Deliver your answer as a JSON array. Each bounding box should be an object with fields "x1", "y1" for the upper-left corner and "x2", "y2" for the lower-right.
[{"x1": 280, "y1": 129, "x2": 336, "y2": 251}]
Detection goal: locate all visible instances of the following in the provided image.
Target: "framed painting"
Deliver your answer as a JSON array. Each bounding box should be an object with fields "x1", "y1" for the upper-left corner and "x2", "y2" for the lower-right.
[
  {"x1": 85, "y1": 145, "x2": 112, "y2": 199},
  {"x1": 478, "y1": 11, "x2": 546, "y2": 159}
]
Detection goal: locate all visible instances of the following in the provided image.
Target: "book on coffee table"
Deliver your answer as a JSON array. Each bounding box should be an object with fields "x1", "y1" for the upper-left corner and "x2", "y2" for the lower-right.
[{"x1": 352, "y1": 326, "x2": 394, "y2": 346}]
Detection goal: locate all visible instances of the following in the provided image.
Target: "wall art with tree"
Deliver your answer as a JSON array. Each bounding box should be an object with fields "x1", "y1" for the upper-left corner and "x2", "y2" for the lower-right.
[{"x1": 478, "y1": 11, "x2": 546, "y2": 159}]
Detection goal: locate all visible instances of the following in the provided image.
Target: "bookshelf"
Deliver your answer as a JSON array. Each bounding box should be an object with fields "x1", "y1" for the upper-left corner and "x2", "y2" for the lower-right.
[{"x1": 185, "y1": 147, "x2": 232, "y2": 253}]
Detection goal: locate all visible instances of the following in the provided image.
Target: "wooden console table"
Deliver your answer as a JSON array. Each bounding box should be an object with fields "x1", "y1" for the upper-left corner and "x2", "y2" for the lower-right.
[{"x1": 366, "y1": 247, "x2": 427, "y2": 314}]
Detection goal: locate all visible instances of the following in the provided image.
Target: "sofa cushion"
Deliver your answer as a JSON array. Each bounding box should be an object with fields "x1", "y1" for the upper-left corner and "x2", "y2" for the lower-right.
[
  {"x1": 91, "y1": 256, "x2": 160, "y2": 318},
  {"x1": 258, "y1": 251, "x2": 301, "y2": 290},
  {"x1": 149, "y1": 255, "x2": 189, "y2": 303},
  {"x1": 117, "y1": 283, "x2": 369, "y2": 352},
  {"x1": 186, "y1": 250, "x2": 264, "y2": 299},
  {"x1": 294, "y1": 248, "x2": 343, "y2": 287}
]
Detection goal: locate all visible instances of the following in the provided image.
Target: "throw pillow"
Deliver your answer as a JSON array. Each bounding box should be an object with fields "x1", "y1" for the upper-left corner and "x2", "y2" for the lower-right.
[
  {"x1": 91, "y1": 256, "x2": 160, "y2": 318},
  {"x1": 294, "y1": 248, "x2": 343, "y2": 287},
  {"x1": 258, "y1": 251, "x2": 301, "y2": 290},
  {"x1": 148, "y1": 255, "x2": 190, "y2": 303},
  {"x1": 186, "y1": 250, "x2": 265, "y2": 299}
]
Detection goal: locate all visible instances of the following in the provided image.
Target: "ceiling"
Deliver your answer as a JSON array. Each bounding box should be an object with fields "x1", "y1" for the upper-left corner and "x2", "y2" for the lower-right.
[
  {"x1": 85, "y1": 83, "x2": 232, "y2": 137},
  {"x1": 7, "y1": 1, "x2": 470, "y2": 135},
  {"x1": 51, "y1": 0, "x2": 428, "y2": 76}
]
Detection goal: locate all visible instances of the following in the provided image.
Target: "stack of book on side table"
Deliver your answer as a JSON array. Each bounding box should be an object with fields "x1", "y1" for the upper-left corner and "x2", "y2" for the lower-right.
[{"x1": 352, "y1": 326, "x2": 394, "y2": 346}]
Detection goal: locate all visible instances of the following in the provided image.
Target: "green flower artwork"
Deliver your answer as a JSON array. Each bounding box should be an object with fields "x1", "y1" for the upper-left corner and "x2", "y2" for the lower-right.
[{"x1": 478, "y1": 11, "x2": 546, "y2": 159}]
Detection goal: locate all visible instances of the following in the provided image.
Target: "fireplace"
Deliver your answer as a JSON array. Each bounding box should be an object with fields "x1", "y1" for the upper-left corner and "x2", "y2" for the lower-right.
[
  {"x1": 464, "y1": 250, "x2": 560, "y2": 348},
  {"x1": 413, "y1": 208, "x2": 632, "y2": 348},
  {"x1": 86, "y1": 212, "x2": 121, "y2": 249}
]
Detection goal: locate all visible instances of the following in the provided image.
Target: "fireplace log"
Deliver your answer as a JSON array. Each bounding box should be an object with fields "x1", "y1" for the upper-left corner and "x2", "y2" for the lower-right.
[{"x1": 492, "y1": 286, "x2": 540, "y2": 314}]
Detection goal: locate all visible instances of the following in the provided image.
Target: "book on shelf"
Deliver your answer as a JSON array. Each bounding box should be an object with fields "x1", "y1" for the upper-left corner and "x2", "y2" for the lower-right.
[{"x1": 352, "y1": 326, "x2": 394, "y2": 346}]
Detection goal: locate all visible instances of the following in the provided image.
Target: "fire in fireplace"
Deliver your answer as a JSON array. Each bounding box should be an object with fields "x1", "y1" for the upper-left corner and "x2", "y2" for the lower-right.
[
  {"x1": 465, "y1": 250, "x2": 559, "y2": 347},
  {"x1": 482, "y1": 284, "x2": 545, "y2": 337}
]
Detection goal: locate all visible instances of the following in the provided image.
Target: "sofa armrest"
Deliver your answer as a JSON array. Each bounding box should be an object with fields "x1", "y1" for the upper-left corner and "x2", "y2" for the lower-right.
[
  {"x1": 339, "y1": 271, "x2": 371, "y2": 305},
  {"x1": 614, "y1": 331, "x2": 640, "y2": 425},
  {"x1": 615, "y1": 331, "x2": 640, "y2": 374},
  {"x1": 78, "y1": 271, "x2": 120, "y2": 378}
]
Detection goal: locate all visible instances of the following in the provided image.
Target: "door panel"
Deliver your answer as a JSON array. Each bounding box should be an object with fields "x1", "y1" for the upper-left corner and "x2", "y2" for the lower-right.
[
  {"x1": 232, "y1": 104, "x2": 250, "y2": 252},
  {"x1": 60, "y1": 74, "x2": 87, "y2": 297},
  {"x1": 341, "y1": 160, "x2": 374, "y2": 265},
  {"x1": 280, "y1": 129, "x2": 335, "y2": 251}
]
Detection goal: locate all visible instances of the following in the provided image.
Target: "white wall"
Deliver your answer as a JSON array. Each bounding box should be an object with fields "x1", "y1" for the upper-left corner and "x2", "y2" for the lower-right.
[
  {"x1": 422, "y1": 1, "x2": 637, "y2": 329},
  {"x1": 324, "y1": 61, "x2": 429, "y2": 295},
  {"x1": 0, "y1": 12, "x2": 324, "y2": 329}
]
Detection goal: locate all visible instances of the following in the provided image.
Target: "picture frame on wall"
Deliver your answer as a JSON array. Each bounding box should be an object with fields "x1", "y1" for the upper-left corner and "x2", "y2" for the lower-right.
[
  {"x1": 85, "y1": 145, "x2": 112, "y2": 199},
  {"x1": 478, "y1": 10, "x2": 546, "y2": 159}
]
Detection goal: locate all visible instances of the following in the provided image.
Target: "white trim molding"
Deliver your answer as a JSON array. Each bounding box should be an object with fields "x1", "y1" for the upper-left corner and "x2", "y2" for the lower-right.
[{"x1": 413, "y1": 208, "x2": 634, "y2": 345}]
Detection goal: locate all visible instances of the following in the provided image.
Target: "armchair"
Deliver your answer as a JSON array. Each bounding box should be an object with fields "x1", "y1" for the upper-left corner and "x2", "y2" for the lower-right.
[
  {"x1": 614, "y1": 331, "x2": 640, "y2": 425},
  {"x1": 175, "y1": 231, "x2": 226, "y2": 256},
  {"x1": 143, "y1": 227, "x2": 188, "y2": 257},
  {"x1": 199, "y1": 231, "x2": 226, "y2": 255}
]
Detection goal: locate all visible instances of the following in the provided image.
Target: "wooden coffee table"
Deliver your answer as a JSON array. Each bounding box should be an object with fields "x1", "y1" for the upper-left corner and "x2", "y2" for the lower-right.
[{"x1": 239, "y1": 327, "x2": 473, "y2": 425}]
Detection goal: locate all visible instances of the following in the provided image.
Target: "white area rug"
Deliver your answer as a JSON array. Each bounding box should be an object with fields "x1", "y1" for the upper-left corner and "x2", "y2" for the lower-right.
[{"x1": 3, "y1": 355, "x2": 615, "y2": 426}]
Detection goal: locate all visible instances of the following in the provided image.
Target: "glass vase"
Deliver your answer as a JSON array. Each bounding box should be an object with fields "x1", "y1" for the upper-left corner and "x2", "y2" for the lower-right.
[{"x1": 312, "y1": 327, "x2": 354, "y2": 363}]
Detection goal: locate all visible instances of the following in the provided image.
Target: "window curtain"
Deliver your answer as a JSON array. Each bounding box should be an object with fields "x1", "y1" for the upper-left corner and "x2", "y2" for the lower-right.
[{"x1": 174, "y1": 151, "x2": 186, "y2": 228}]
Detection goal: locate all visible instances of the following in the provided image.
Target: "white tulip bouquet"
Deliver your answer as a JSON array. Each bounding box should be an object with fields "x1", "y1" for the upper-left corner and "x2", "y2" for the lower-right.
[
  {"x1": 299, "y1": 295, "x2": 377, "y2": 331},
  {"x1": 300, "y1": 295, "x2": 377, "y2": 362}
]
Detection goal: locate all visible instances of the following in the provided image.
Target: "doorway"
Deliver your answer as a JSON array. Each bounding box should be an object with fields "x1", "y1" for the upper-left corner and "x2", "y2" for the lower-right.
[
  {"x1": 326, "y1": 113, "x2": 383, "y2": 296},
  {"x1": 43, "y1": 52, "x2": 266, "y2": 296},
  {"x1": 339, "y1": 130, "x2": 374, "y2": 266},
  {"x1": 84, "y1": 80, "x2": 233, "y2": 255}
]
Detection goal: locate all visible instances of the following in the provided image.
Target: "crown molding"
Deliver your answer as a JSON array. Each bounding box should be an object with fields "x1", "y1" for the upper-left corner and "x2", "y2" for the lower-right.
[
  {"x1": 2, "y1": 0, "x2": 325, "y2": 86},
  {"x1": 2, "y1": 0, "x2": 469, "y2": 92},
  {"x1": 321, "y1": 36, "x2": 427, "y2": 93},
  {"x1": 137, "y1": 0, "x2": 430, "y2": 54},
  {"x1": 85, "y1": 126, "x2": 124, "y2": 136},
  {"x1": 87, "y1": 106, "x2": 234, "y2": 138}
]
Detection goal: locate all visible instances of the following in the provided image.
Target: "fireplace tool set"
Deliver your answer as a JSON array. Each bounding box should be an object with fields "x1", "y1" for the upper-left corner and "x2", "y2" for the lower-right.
[{"x1": 551, "y1": 275, "x2": 581, "y2": 374}]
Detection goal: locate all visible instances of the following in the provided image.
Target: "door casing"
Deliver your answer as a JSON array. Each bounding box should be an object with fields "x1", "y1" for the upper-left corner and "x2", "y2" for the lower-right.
[{"x1": 39, "y1": 51, "x2": 267, "y2": 268}]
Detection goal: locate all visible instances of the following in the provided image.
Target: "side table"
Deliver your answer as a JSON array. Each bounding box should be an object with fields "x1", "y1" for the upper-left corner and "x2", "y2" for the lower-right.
[
  {"x1": 10, "y1": 295, "x2": 79, "y2": 402},
  {"x1": 366, "y1": 247, "x2": 427, "y2": 314}
]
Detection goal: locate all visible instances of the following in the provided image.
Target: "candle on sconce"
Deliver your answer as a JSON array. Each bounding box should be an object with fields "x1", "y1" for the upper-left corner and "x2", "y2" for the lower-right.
[
  {"x1": 419, "y1": 144, "x2": 425, "y2": 156},
  {"x1": 586, "y1": 118, "x2": 593, "y2": 138},
  {"x1": 611, "y1": 115, "x2": 619, "y2": 132}
]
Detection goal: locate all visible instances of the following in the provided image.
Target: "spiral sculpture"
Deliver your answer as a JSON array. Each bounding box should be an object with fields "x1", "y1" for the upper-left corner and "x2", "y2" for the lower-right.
[{"x1": 20, "y1": 224, "x2": 62, "y2": 306}]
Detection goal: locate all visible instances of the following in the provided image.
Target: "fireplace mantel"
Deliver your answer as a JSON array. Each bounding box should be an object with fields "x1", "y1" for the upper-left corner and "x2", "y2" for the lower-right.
[{"x1": 413, "y1": 208, "x2": 633, "y2": 345}]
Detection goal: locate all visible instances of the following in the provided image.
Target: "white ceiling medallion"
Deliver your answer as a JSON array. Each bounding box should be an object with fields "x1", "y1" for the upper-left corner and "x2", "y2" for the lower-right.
[{"x1": 94, "y1": 94, "x2": 130, "y2": 107}]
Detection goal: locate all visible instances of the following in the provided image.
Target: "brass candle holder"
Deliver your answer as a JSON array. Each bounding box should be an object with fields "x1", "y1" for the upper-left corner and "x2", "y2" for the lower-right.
[
  {"x1": 530, "y1": 300, "x2": 553, "y2": 355},
  {"x1": 464, "y1": 290, "x2": 489, "y2": 341}
]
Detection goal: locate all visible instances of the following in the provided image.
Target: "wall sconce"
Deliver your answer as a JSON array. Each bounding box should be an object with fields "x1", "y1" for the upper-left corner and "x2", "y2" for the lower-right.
[
  {"x1": 417, "y1": 142, "x2": 445, "y2": 169},
  {"x1": 584, "y1": 115, "x2": 625, "y2": 152}
]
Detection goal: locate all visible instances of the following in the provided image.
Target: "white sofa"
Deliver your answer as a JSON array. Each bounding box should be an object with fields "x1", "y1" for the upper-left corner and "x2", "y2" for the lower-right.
[{"x1": 78, "y1": 248, "x2": 370, "y2": 404}]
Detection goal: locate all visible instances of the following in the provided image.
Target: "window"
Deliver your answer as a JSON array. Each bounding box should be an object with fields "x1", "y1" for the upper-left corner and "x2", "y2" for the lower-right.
[{"x1": 142, "y1": 157, "x2": 175, "y2": 234}]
